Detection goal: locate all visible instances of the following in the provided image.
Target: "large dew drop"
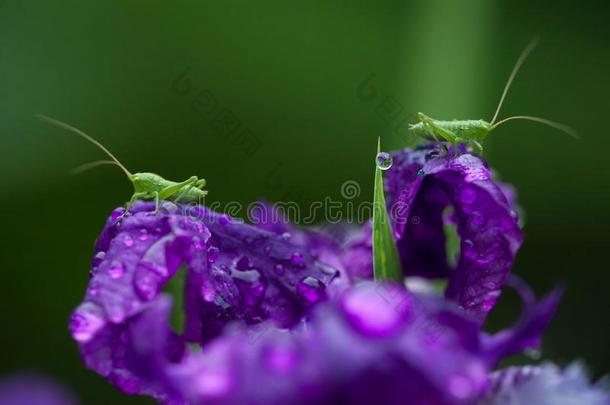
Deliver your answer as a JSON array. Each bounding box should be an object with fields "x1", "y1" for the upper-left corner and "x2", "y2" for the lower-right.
[
  {"x1": 92, "y1": 251, "x2": 106, "y2": 269},
  {"x1": 291, "y1": 252, "x2": 303, "y2": 266},
  {"x1": 133, "y1": 264, "x2": 162, "y2": 301},
  {"x1": 375, "y1": 152, "x2": 393, "y2": 170},
  {"x1": 122, "y1": 234, "x2": 134, "y2": 247},
  {"x1": 297, "y1": 276, "x2": 325, "y2": 303},
  {"x1": 207, "y1": 246, "x2": 220, "y2": 263},
  {"x1": 232, "y1": 269, "x2": 266, "y2": 306},
  {"x1": 108, "y1": 260, "x2": 125, "y2": 279}
]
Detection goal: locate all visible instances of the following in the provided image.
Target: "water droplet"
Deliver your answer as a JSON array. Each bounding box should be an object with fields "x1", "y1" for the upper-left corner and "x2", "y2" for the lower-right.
[
  {"x1": 235, "y1": 256, "x2": 251, "y2": 270},
  {"x1": 232, "y1": 269, "x2": 266, "y2": 306},
  {"x1": 133, "y1": 265, "x2": 162, "y2": 301},
  {"x1": 108, "y1": 260, "x2": 125, "y2": 279},
  {"x1": 70, "y1": 303, "x2": 104, "y2": 343},
  {"x1": 193, "y1": 221, "x2": 206, "y2": 234},
  {"x1": 417, "y1": 168, "x2": 425, "y2": 177},
  {"x1": 232, "y1": 268, "x2": 260, "y2": 283},
  {"x1": 105, "y1": 301, "x2": 127, "y2": 323},
  {"x1": 291, "y1": 252, "x2": 303, "y2": 266},
  {"x1": 280, "y1": 232, "x2": 291, "y2": 240},
  {"x1": 207, "y1": 246, "x2": 219, "y2": 263},
  {"x1": 88, "y1": 282, "x2": 100, "y2": 297},
  {"x1": 138, "y1": 229, "x2": 149, "y2": 241},
  {"x1": 274, "y1": 264, "x2": 285, "y2": 275},
  {"x1": 297, "y1": 276, "x2": 325, "y2": 303},
  {"x1": 375, "y1": 152, "x2": 393, "y2": 170},
  {"x1": 314, "y1": 261, "x2": 338, "y2": 277},
  {"x1": 92, "y1": 251, "x2": 106, "y2": 269},
  {"x1": 462, "y1": 239, "x2": 475, "y2": 256},
  {"x1": 200, "y1": 281, "x2": 216, "y2": 302},
  {"x1": 192, "y1": 236, "x2": 205, "y2": 251},
  {"x1": 122, "y1": 234, "x2": 134, "y2": 247}
]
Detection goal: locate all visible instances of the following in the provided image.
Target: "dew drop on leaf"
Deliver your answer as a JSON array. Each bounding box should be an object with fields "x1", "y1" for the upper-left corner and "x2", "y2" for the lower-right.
[{"x1": 375, "y1": 152, "x2": 393, "y2": 170}]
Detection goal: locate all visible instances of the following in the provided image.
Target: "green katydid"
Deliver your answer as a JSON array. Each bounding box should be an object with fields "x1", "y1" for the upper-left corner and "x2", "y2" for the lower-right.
[
  {"x1": 408, "y1": 38, "x2": 578, "y2": 155},
  {"x1": 36, "y1": 115, "x2": 207, "y2": 214}
]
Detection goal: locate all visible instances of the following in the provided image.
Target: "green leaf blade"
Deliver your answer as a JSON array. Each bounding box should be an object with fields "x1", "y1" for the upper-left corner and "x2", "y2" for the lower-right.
[{"x1": 372, "y1": 138, "x2": 403, "y2": 282}]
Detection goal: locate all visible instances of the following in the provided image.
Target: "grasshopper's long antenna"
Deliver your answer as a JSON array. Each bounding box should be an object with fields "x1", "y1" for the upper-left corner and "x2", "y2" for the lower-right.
[
  {"x1": 36, "y1": 114, "x2": 133, "y2": 177},
  {"x1": 491, "y1": 37, "x2": 540, "y2": 125},
  {"x1": 492, "y1": 115, "x2": 579, "y2": 139},
  {"x1": 71, "y1": 160, "x2": 120, "y2": 175}
]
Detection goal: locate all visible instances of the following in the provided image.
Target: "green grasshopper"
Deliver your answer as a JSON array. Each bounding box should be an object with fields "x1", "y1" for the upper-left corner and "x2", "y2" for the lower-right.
[
  {"x1": 37, "y1": 115, "x2": 207, "y2": 214},
  {"x1": 408, "y1": 39, "x2": 578, "y2": 155}
]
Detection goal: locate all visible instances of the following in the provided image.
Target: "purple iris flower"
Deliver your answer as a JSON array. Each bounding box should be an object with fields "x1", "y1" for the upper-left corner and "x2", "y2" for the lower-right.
[
  {"x1": 385, "y1": 144, "x2": 523, "y2": 320},
  {"x1": 69, "y1": 197, "x2": 559, "y2": 404},
  {"x1": 68, "y1": 145, "x2": 589, "y2": 404}
]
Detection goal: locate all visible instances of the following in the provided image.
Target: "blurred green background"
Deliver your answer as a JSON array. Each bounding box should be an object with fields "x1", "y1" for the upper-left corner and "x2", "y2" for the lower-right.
[{"x1": 1, "y1": 1, "x2": 608, "y2": 403}]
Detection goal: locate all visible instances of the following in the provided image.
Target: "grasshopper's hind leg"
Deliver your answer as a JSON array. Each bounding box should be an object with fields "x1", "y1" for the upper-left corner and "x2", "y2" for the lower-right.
[
  {"x1": 158, "y1": 176, "x2": 200, "y2": 207},
  {"x1": 158, "y1": 176, "x2": 199, "y2": 200},
  {"x1": 195, "y1": 178, "x2": 206, "y2": 190}
]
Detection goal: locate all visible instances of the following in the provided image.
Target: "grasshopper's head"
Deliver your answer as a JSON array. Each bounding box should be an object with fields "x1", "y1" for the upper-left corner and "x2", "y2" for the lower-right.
[
  {"x1": 469, "y1": 120, "x2": 494, "y2": 142},
  {"x1": 407, "y1": 112, "x2": 428, "y2": 134},
  {"x1": 416, "y1": 112, "x2": 428, "y2": 122}
]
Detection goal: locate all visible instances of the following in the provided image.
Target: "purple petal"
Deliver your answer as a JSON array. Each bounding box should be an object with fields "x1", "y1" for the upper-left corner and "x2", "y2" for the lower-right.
[
  {"x1": 385, "y1": 145, "x2": 523, "y2": 319},
  {"x1": 112, "y1": 282, "x2": 490, "y2": 405},
  {"x1": 250, "y1": 201, "x2": 374, "y2": 283},
  {"x1": 70, "y1": 202, "x2": 337, "y2": 395},
  {"x1": 482, "y1": 288, "x2": 563, "y2": 363}
]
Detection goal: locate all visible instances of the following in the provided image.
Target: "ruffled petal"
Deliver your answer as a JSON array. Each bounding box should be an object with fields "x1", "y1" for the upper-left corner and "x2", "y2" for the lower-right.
[
  {"x1": 249, "y1": 201, "x2": 374, "y2": 283},
  {"x1": 385, "y1": 145, "x2": 523, "y2": 320},
  {"x1": 70, "y1": 202, "x2": 338, "y2": 395},
  {"x1": 482, "y1": 286, "x2": 563, "y2": 363},
  {"x1": 102, "y1": 282, "x2": 490, "y2": 405}
]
